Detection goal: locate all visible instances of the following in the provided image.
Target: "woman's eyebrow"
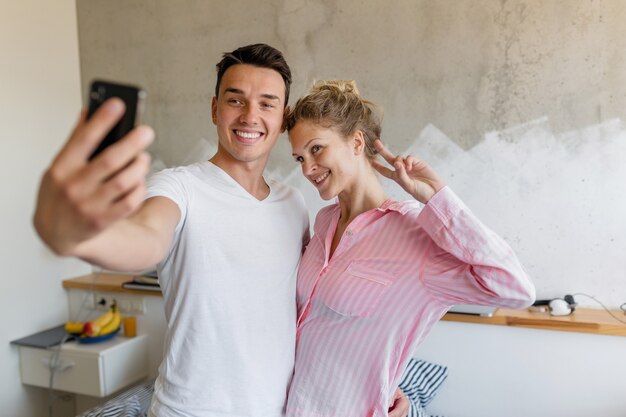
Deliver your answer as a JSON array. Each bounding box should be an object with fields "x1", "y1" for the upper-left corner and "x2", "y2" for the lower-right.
[{"x1": 291, "y1": 139, "x2": 321, "y2": 156}]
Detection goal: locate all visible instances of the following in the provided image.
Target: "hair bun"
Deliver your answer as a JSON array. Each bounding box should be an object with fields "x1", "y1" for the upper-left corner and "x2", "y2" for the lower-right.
[{"x1": 312, "y1": 79, "x2": 360, "y2": 95}]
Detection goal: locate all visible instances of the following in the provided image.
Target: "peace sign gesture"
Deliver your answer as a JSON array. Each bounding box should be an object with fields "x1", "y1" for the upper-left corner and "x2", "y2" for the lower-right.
[{"x1": 371, "y1": 140, "x2": 446, "y2": 204}]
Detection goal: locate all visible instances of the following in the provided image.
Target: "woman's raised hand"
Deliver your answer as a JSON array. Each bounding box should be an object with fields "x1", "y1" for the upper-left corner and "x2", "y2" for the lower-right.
[{"x1": 371, "y1": 140, "x2": 446, "y2": 204}]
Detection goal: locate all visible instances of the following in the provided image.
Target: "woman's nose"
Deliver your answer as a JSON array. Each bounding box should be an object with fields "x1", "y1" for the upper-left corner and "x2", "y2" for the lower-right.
[{"x1": 302, "y1": 158, "x2": 317, "y2": 176}]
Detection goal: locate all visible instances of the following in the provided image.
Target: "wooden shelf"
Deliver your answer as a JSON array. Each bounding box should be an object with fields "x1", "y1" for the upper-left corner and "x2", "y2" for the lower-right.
[
  {"x1": 62, "y1": 273, "x2": 162, "y2": 297},
  {"x1": 64, "y1": 274, "x2": 626, "y2": 337},
  {"x1": 442, "y1": 307, "x2": 626, "y2": 337}
]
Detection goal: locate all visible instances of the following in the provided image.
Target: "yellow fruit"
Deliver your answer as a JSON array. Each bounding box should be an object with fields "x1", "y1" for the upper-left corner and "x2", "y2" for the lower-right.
[
  {"x1": 98, "y1": 310, "x2": 122, "y2": 336},
  {"x1": 64, "y1": 321, "x2": 84, "y2": 334},
  {"x1": 93, "y1": 308, "x2": 114, "y2": 327},
  {"x1": 83, "y1": 302, "x2": 118, "y2": 337}
]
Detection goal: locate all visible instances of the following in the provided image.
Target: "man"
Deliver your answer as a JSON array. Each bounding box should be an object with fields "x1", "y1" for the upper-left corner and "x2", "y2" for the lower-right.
[{"x1": 34, "y1": 44, "x2": 408, "y2": 416}]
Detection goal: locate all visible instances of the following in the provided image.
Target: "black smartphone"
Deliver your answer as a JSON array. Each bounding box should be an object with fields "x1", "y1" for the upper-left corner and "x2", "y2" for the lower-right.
[{"x1": 86, "y1": 80, "x2": 146, "y2": 160}]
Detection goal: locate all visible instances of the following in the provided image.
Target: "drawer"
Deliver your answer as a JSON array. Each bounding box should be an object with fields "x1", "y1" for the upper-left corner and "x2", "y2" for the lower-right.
[
  {"x1": 19, "y1": 346, "x2": 102, "y2": 396},
  {"x1": 18, "y1": 335, "x2": 148, "y2": 397}
]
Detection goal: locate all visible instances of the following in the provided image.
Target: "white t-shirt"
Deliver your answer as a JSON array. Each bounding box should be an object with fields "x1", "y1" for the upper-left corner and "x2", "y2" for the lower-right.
[{"x1": 145, "y1": 161, "x2": 309, "y2": 417}]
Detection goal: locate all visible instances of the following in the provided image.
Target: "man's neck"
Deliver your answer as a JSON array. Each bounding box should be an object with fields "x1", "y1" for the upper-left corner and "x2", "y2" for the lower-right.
[{"x1": 209, "y1": 153, "x2": 270, "y2": 200}]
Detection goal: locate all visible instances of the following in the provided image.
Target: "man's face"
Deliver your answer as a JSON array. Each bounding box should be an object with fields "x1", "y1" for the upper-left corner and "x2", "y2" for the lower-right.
[{"x1": 212, "y1": 64, "x2": 286, "y2": 166}]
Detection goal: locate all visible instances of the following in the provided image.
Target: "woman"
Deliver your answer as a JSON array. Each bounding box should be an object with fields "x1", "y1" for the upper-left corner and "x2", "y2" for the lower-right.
[{"x1": 285, "y1": 80, "x2": 535, "y2": 417}]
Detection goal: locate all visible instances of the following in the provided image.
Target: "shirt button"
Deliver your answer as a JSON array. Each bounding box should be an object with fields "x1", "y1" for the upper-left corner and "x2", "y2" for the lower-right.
[{"x1": 346, "y1": 230, "x2": 353, "y2": 236}]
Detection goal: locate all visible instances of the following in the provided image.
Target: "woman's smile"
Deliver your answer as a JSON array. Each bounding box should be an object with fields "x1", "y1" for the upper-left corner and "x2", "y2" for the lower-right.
[{"x1": 312, "y1": 171, "x2": 330, "y2": 186}]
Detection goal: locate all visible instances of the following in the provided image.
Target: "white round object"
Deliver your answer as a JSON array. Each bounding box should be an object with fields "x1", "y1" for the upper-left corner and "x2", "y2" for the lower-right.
[{"x1": 549, "y1": 298, "x2": 572, "y2": 316}]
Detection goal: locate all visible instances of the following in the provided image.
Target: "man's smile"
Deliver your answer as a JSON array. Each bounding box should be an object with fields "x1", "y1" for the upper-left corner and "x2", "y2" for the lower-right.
[{"x1": 234, "y1": 129, "x2": 264, "y2": 143}]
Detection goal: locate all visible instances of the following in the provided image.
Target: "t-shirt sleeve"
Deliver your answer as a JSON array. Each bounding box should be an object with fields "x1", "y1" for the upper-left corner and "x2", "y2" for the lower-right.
[{"x1": 145, "y1": 168, "x2": 188, "y2": 233}]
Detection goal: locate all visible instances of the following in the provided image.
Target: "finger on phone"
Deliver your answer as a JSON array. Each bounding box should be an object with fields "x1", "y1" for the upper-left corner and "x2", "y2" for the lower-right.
[
  {"x1": 97, "y1": 152, "x2": 151, "y2": 204},
  {"x1": 83, "y1": 179, "x2": 147, "y2": 229},
  {"x1": 49, "y1": 109, "x2": 89, "y2": 178},
  {"x1": 58, "y1": 98, "x2": 126, "y2": 166},
  {"x1": 68, "y1": 109, "x2": 87, "y2": 137},
  {"x1": 88, "y1": 125, "x2": 154, "y2": 183},
  {"x1": 108, "y1": 182, "x2": 147, "y2": 221}
]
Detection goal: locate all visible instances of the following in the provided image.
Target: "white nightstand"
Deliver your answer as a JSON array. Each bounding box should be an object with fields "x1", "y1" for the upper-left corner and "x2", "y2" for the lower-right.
[{"x1": 18, "y1": 334, "x2": 148, "y2": 397}]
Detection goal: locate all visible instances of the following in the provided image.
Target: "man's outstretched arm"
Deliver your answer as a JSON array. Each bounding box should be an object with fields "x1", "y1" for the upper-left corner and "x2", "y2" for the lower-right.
[
  {"x1": 33, "y1": 98, "x2": 178, "y2": 271},
  {"x1": 69, "y1": 196, "x2": 180, "y2": 271}
]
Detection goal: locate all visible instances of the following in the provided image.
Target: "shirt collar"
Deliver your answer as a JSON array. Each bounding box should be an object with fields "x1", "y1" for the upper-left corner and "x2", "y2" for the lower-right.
[{"x1": 376, "y1": 198, "x2": 413, "y2": 215}]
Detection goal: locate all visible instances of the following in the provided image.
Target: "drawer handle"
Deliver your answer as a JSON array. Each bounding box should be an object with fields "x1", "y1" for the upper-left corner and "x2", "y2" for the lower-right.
[{"x1": 41, "y1": 357, "x2": 75, "y2": 372}]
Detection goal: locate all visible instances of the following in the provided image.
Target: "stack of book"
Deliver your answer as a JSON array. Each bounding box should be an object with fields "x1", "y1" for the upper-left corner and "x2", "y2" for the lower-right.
[{"x1": 122, "y1": 271, "x2": 161, "y2": 292}]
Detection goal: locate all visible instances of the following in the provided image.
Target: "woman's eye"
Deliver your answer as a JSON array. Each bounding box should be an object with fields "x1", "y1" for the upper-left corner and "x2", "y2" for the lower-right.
[
  {"x1": 294, "y1": 156, "x2": 304, "y2": 163},
  {"x1": 311, "y1": 145, "x2": 321, "y2": 154}
]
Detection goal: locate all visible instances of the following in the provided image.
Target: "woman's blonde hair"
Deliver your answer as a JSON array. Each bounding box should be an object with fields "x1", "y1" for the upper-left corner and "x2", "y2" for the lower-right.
[{"x1": 285, "y1": 80, "x2": 382, "y2": 159}]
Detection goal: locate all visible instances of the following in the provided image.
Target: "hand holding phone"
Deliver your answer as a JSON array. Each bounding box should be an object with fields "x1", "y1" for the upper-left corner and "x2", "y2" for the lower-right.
[
  {"x1": 87, "y1": 80, "x2": 146, "y2": 160},
  {"x1": 33, "y1": 79, "x2": 153, "y2": 257}
]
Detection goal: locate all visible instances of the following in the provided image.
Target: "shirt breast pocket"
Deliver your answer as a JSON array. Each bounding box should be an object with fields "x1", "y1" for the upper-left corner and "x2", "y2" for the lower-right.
[{"x1": 324, "y1": 261, "x2": 396, "y2": 317}]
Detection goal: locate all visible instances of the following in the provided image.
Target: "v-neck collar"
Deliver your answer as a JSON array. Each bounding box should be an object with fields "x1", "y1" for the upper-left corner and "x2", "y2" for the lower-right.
[{"x1": 202, "y1": 161, "x2": 273, "y2": 203}]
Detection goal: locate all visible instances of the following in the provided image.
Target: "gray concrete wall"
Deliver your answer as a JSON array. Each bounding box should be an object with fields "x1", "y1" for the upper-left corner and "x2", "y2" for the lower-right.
[
  {"x1": 75, "y1": 0, "x2": 626, "y2": 309},
  {"x1": 73, "y1": 2, "x2": 626, "y2": 416},
  {"x1": 76, "y1": 0, "x2": 626, "y2": 159}
]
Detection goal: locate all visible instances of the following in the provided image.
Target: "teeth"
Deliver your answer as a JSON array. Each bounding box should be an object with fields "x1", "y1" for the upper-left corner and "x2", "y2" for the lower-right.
[
  {"x1": 314, "y1": 172, "x2": 329, "y2": 183},
  {"x1": 236, "y1": 130, "x2": 262, "y2": 139}
]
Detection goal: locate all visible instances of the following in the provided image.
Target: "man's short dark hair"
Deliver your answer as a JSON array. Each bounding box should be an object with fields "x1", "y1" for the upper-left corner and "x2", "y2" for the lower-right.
[{"x1": 215, "y1": 43, "x2": 292, "y2": 107}]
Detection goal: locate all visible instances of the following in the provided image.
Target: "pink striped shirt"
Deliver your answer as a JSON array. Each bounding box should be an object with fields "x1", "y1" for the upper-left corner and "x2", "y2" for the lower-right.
[{"x1": 286, "y1": 186, "x2": 535, "y2": 417}]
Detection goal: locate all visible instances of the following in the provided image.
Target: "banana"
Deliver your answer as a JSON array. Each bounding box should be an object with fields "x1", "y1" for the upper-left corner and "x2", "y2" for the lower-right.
[
  {"x1": 93, "y1": 308, "x2": 115, "y2": 327},
  {"x1": 83, "y1": 302, "x2": 118, "y2": 337},
  {"x1": 64, "y1": 321, "x2": 84, "y2": 334},
  {"x1": 98, "y1": 309, "x2": 122, "y2": 336}
]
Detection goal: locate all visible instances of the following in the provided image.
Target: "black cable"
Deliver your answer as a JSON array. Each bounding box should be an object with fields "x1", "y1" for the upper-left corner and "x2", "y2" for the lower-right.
[
  {"x1": 571, "y1": 293, "x2": 626, "y2": 325},
  {"x1": 47, "y1": 268, "x2": 103, "y2": 417},
  {"x1": 47, "y1": 333, "x2": 71, "y2": 417}
]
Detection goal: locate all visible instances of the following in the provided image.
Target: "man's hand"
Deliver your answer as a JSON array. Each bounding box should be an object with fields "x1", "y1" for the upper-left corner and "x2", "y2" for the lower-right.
[
  {"x1": 371, "y1": 139, "x2": 445, "y2": 204},
  {"x1": 388, "y1": 387, "x2": 411, "y2": 417},
  {"x1": 33, "y1": 98, "x2": 154, "y2": 256}
]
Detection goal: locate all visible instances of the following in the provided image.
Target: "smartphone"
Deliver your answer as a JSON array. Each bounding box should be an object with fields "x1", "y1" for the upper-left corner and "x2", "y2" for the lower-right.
[{"x1": 86, "y1": 80, "x2": 146, "y2": 160}]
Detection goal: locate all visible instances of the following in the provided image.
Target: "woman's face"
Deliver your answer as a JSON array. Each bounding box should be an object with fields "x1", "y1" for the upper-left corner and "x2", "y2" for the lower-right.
[{"x1": 289, "y1": 120, "x2": 359, "y2": 200}]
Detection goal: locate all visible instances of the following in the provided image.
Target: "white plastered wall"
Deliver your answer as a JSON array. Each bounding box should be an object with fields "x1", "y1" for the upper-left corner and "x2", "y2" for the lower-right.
[{"x1": 0, "y1": 1, "x2": 90, "y2": 416}]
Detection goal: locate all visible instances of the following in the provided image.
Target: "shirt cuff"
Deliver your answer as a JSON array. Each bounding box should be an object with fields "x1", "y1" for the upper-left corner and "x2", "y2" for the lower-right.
[{"x1": 417, "y1": 186, "x2": 465, "y2": 235}]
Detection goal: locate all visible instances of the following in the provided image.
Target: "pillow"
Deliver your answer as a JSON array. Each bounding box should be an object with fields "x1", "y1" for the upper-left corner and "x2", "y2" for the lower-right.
[
  {"x1": 398, "y1": 358, "x2": 448, "y2": 417},
  {"x1": 78, "y1": 396, "x2": 141, "y2": 417},
  {"x1": 77, "y1": 379, "x2": 155, "y2": 417}
]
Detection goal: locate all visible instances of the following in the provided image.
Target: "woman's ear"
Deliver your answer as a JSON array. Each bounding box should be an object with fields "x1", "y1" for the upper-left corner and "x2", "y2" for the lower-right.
[{"x1": 352, "y1": 130, "x2": 366, "y2": 155}]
